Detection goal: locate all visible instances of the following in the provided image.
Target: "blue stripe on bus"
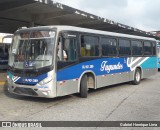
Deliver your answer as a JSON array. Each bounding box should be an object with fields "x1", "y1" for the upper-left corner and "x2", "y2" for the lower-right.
[
  {"x1": 8, "y1": 57, "x2": 157, "y2": 84},
  {"x1": 57, "y1": 57, "x2": 157, "y2": 81},
  {"x1": 57, "y1": 58, "x2": 130, "y2": 81}
]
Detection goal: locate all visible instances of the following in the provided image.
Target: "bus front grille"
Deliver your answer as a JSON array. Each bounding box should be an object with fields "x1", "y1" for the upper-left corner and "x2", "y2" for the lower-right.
[{"x1": 14, "y1": 87, "x2": 38, "y2": 96}]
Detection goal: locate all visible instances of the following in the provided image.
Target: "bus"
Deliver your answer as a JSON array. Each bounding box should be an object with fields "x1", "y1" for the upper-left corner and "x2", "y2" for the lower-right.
[
  {"x1": 157, "y1": 41, "x2": 160, "y2": 69},
  {"x1": 0, "y1": 35, "x2": 12, "y2": 69},
  {"x1": 7, "y1": 26, "x2": 157, "y2": 98},
  {"x1": 0, "y1": 43, "x2": 10, "y2": 69}
]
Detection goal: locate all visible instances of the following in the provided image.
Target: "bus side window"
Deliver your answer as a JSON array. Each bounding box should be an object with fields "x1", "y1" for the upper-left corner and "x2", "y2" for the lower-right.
[
  {"x1": 81, "y1": 35, "x2": 99, "y2": 57},
  {"x1": 63, "y1": 38, "x2": 77, "y2": 61},
  {"x1": 131, "y1": 41, "x2": 143, "y2": 56},
  {"x1": 57, "y1": 42, "x2": 67, "y2": 61},
  {"x1": 144, "y1": 41, "x2": 152, "y2": 55},
  {"x1": 81, "y1": 39, "x2": 86, "y2": 56},
  {"x1": 58, "y1": 37, "x2": 77, "y2": 61},
  {"x1": 101, "y1": 37, "x2": 117, "y2": 56}
]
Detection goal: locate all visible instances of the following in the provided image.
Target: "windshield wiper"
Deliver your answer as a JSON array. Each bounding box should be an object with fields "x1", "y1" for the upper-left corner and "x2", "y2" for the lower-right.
[{"x1": 34, "y1": 60, "x2": 49, "y2": 61}]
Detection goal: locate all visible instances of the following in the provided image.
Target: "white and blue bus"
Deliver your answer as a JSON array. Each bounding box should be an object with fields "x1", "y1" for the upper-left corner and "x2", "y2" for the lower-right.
[
  {"x1": 7, "y1": 26, "x2": 157, "y2": 98},
  {"x1": 0, "y1": 35, "x2": 12, "y2": 69}
]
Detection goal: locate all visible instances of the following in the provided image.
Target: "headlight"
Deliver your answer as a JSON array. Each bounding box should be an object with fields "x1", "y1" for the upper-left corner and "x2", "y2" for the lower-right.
[
  {"x1": 7, "y1": 75, "x2": 12, "y2": 83},
  {"x1": 38, "y1": 76, "x2": 52, "y2": 85}
]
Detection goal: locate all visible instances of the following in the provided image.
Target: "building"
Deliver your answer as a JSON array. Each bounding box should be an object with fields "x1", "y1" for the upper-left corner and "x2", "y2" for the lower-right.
[
  {"x1": 0, "y1": 0, "x2": 159, "y2": 40},
  {"x1": 155, "y1": 32, "x2": 160, "y2": 37},
  {"x1": 149, "y1": 31, "x2": 160, "y2": 37}
]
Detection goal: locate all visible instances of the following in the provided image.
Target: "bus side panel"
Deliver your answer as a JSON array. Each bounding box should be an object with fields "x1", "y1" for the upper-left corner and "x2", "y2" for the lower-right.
[
  {"x1": 141, "y1": 57, "x2": 157, "y2": 78},
  {"x1": 56, "y1": 80, "x2": 79, "y2": 97},
  {"x1": 56, "y1": 57, "x2": 157, "y2": 97},
  {"x1": 56, "y1": 57, "x2": 131, "y2": 96},
  {"x1": 96, "y1": 71, "x2": 131, "y2": 88}
]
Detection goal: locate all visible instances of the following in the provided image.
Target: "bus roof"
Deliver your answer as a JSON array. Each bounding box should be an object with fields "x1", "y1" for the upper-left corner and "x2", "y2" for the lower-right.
[{"x1": 16, "y1": 25, "x2": 156, "y2": 41}]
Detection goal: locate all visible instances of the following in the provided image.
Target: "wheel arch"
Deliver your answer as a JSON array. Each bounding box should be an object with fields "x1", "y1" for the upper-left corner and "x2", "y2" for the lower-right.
[
  {"x1": 135, "y1": 66, "x2": 142, "y2": 78},
  {"x1": 78, "y1": 70, "x2": 96, "y2": 92}
]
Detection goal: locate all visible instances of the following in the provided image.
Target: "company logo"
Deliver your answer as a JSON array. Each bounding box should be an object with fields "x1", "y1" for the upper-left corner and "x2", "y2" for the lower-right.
[
  {"x1": 2, "y1": 122, "x2": 11, "y2": 127},
  {"x1": 100, "y1": 61, "x2": 123, "y2": 73},
  {"x1": 12, "y1": 76, "x2": 20, "y2": 82},
  {"x1": 24, "y1": 61, "x2": 35, "y2": 68}
]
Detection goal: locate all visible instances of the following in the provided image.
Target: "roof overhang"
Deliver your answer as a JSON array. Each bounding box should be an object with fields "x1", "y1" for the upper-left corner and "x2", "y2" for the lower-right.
[{"x1": 0, "y1": 0, "x2": 159, "y2": 40}]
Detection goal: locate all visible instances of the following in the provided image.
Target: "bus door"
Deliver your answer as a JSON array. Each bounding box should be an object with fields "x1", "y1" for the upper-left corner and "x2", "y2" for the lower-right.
[
  {"x1": 57, "y1": 33, "x2": 78, "y2": 96},
  {"x1": 57, "y1": 33, "x2": 78, "y2": 68}
]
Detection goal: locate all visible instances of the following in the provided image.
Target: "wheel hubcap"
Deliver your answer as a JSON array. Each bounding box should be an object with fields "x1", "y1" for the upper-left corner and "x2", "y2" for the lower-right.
[{"x1": 136, "y1": 72, "x2": 140, "y2": 82}]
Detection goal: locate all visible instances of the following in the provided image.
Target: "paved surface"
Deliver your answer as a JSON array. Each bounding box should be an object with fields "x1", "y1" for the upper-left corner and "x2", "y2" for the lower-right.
[
  {"x1": 0, "y1": 71, "x2": 160, "y2": 129},
  {"x1": 0, "y1": 70, "x2": 7, "y2": 82}
]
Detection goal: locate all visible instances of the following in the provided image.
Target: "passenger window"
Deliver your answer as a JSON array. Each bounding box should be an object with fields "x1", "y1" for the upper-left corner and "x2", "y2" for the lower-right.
[
  {"x1": 64, "y1": 38, "x2": 77, "y2": 61},
  {"x1": 101, "y1": 37, "x2": 117, "y2": 56},
  {"x1": 58, "y1": 37, "x2": 77, "y2": 61},
  {"x1": 131, "y1": 41, "x2": 143, "y2": 56},
  {"x1": 119, "y1": 39, "x2": 131, "y2": 56},
  {"x1": 144, "y1": 41, "x2": 152, "y2": 55},
  {"x1": 81, "y1": 35, "x2": 99, "y2": 57}
]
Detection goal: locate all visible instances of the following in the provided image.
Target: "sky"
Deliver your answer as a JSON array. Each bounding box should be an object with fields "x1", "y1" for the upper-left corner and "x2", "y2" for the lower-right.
[{"x1": 54, "y1": 0, "x2": 160, "y2": 32}]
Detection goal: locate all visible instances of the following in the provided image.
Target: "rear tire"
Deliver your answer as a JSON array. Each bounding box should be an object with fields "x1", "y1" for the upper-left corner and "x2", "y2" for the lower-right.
[
  {"x1": 80, "y1": 75, "x2": 88, "y2": 98},
  {"x1": 132, "y1": 68, "x2": 141, "y2": 85}
]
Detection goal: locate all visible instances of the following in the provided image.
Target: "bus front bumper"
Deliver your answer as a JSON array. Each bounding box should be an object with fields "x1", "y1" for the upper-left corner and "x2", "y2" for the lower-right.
[{"x1": 7, "y1": 80, "x2": 56, "y2": 98}]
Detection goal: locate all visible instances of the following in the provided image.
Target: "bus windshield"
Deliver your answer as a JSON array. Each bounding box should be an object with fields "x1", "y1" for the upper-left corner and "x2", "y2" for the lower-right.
[{"x1": 9, "y1": 30, "x2": 55, "y2": 69}]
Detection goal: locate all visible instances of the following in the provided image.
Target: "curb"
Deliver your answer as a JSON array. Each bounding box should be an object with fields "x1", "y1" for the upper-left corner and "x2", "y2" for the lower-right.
[{"x1": 0, "y1": 82, "x2": 6, "y2": 85}]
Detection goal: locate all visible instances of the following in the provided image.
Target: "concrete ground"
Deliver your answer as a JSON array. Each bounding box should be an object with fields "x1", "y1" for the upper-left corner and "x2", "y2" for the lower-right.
[
  {"x1": 0, "y1": 70, "x2": 6, "y2": 82},
  {"x1": 0, "y1": 70, "x2": 160, "y2": 130}
]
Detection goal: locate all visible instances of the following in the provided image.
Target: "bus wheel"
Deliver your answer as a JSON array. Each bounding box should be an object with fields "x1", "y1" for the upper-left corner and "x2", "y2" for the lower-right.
[
  {"x1": 80, "y1": 75, "x2": 88, "y2": 98},
  {"x1": 132, "y1": 68, "x2": 141, "y2": 85}
]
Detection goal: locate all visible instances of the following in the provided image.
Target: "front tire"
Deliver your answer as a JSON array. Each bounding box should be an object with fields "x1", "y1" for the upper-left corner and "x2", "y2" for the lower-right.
[
  {"x1": 80, "y1": 75, "x2": 88, "y2": 98},
  {"x1": 132, "y1": 68, "x2": 141, "y2": 85}
]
